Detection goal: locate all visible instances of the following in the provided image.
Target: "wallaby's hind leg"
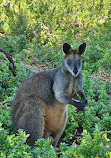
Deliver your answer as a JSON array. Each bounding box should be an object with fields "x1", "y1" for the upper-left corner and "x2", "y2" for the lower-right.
[
  {"x1": 18, "y1": 99, "x2": 45, "y2": 147},
  {"x1": 44, "y1": 129, "x2": 62, "y2": 147},
  {"x1": 52, "y1": 126, "x2": 66, "y2": 147},
  {"x1": 52, "y1": 111, "x2": 68, "y2": 147}
]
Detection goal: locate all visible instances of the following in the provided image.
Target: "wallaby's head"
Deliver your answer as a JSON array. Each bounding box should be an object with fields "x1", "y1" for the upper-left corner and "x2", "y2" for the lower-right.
[{"x1": 63, "y1": 43, "x2": 86, "y2": 77}]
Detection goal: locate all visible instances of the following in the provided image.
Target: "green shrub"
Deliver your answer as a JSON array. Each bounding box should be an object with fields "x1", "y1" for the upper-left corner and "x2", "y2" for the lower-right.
[
  {"x1": 78, "y1": 126, "x2": 110, "y2": 157},
  {"x1": 0, "y1": 35, "x2": 27, "y2": 53},
  {"x1": 33, "y1": 139, "x2": 56, "y2": 158},
  {"x1": 60, "y1": 126, "x2": 110, "y2": 158},
  {"x1": 0, "y1": 54, "x2": 32, "y2": 101},
  {"x1": 0, "y1": 127, "x2": 32, "y2": 158},
  {"x1": 0, "y1": 35, "x2": 19, "y2": 53},
  {"x1": 0, "y1": 104, "x2": 12, "y2": 134}
]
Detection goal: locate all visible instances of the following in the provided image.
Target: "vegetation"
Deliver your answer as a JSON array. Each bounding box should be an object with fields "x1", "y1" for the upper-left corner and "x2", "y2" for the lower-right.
[{"x1": 0, "y1": 0, "x2": 111, "y2": 157}]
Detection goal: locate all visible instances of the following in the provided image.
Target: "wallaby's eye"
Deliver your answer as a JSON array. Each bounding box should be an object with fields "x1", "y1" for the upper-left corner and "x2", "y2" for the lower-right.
[
  {"x1": 67, "y1": 59, "x2": 71, "y2": 65},
  {"x1": 78, "y1": 59, "x2": 81, "y2": 65}
]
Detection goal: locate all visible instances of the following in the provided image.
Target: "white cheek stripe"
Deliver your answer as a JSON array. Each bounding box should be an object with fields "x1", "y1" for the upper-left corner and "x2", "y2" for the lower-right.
[
  {"x1": 75, "y1": 67, "x2": 81, "y2": 77},
  {"x1": 64, "y1": 60, "x2": 81, "y2": 77},
  {"x1": 65, "y1": 61, "x2": 75, "y2": 76}
]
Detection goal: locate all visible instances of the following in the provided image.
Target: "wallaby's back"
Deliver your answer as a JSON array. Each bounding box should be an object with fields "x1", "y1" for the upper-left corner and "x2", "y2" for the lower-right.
[{"x1": 12, "y1": 67, "x2": 68, "y2": 147}]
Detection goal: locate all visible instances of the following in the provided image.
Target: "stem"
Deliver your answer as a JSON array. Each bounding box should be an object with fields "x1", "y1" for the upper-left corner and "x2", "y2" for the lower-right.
[{"x1": 83, "y1": 110, "x2": 89, "y2": 132}]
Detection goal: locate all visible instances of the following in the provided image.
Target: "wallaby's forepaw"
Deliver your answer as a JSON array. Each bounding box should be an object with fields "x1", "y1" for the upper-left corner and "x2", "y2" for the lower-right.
[
  {"x1": 77, "y1": 101, "x2": 87, "y2": 111},
  {"x1": 81, "y1": 99, "x2": 88, "y2": 105}
]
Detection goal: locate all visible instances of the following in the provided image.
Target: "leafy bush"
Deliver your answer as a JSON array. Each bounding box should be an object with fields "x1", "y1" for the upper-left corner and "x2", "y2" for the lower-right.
[
  {"x1": 0, "y1": 104, "x2": 12, "y2": 134},
  {"x1": 60, "y1": 126, "x2": 110, "y2": 158},
  {"x1": 33, "y1": 139, "x2": 56, "y2": 158},
  {"x1": 82, "y1": 23, "x2": 111, "y2": 73},
  {"x1": 0, "y1": 35, "x2": 27, "y2": 53},
  {"x1": 1, "y1": 0, "x2": 110, "y2": 33},
  {"x1": 0, "y1": 127, "x2": 32, "y2": 158},
  {"x1": 0, "y1": 35, "x2": 19, "y2": 53},
  {"x1": 0, "y1": 54, "x2": 32, "y2": 101}
]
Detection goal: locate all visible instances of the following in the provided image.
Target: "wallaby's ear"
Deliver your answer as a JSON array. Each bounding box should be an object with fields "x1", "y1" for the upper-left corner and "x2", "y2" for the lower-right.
[
  {"x1": 63, "y1": 43, "x2": 72, "y2": 55},
  {"x1": 79, "y1": 43, "x2": 86, "y2": 55}
]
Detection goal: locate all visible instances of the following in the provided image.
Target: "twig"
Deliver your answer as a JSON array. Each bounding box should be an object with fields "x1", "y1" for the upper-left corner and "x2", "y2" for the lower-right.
[{"x1": 0, "y1": 48, "x2": 16, "y2": 76}]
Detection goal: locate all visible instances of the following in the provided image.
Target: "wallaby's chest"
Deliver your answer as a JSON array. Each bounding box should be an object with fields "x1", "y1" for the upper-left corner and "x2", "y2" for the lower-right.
[
  {"x1": 43, "y1": 102, "x2": 68, "y2": 133},
  {"x1": 65, "y1": 78, "x2": 74, "y2": 96}
]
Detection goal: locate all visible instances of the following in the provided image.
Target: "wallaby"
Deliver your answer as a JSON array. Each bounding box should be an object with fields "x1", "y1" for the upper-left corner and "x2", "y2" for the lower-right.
[{"x1": 12, "y1": 42, "x2": 87, "y2": 147}]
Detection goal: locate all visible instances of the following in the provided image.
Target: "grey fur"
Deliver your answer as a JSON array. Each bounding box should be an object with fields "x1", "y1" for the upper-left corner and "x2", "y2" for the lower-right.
[{"x1": 12, "y1": 43, "x2": 87, "y2": 147}]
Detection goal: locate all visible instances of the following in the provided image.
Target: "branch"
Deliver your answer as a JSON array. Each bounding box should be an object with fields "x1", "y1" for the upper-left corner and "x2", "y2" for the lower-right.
[{"x1": 0, "y1": 48, "x2": 16, "y2": 76}]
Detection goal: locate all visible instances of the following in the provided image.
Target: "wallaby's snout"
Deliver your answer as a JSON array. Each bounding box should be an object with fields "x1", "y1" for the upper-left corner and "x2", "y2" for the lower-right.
[
  {"x1": 74, "y1": 66, "x2": 78, "y2": 75},
  {"x1": 73, "y1": 55, "x2": 82, "y2": 77}
]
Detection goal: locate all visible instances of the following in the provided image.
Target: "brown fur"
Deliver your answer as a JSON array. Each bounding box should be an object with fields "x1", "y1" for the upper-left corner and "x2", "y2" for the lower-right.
[
  {"x1": 42, "y1": 101, "x2": 67, "y2": 133},
  {"x1": 65, "y1": 48, "x2": 81, "y2": 58}
]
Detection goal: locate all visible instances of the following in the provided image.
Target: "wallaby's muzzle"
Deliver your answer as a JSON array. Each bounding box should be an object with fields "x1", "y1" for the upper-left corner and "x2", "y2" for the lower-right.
[{"x1": 73, "y1": 67, "x2": 78, "y2": 75}]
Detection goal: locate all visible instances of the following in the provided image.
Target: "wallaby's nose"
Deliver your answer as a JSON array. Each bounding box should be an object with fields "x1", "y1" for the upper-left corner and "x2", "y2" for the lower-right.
[{"x1": 74, "y1": 68, "x2": 78, "y2": 74}]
